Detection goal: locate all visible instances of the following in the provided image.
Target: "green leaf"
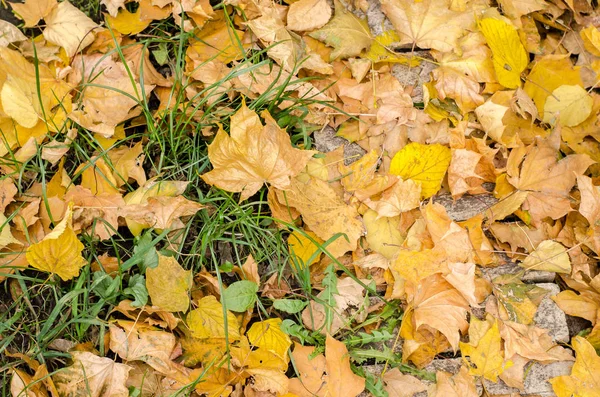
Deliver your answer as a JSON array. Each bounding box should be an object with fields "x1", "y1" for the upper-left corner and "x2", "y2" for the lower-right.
[
  {"x1": 222, "y1": 280, "x2": 258, "y2": 312},
  {"x1": 273, "y1": 298, "x2": 308, "y2": 314},
  {"x1": 153, "y1": 43, "x2": 169, "y2": 65},
  {"x1": 133, "y1": 232, "x2": 159, "y2": 272},
  {"x1": 91, "y1": 272, "x2": 121, "y2": 302},
  {"x1": 124, "y1": 274, "x2": 148, "y2": 307}
]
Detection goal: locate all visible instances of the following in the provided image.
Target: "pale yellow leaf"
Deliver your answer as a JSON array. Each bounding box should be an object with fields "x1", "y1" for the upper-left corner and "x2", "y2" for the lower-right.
[
  {"x1": 287, "y1": 0, "x2": 332, "y2": 31},
  {"x1": 363, "y1": 209, "x2": 404, "y2": 259},
  {"x1": 0, "y1": 20, "x2": 26, "y2": 47},
  {"x1": 382, "y1": 368, "x2": 427, "y2": 397},
  {"x1": 43, "y1": 1, "x2": 99, "y2": 57},
  {"x1": 550, "y1": 336, "x2": 600, "y2": 397},
  {"x1": 309, "y1": 0, "x2": 372, "y2": 59},
  {"x1": 53, "y1": 351, "x2": 130, "y2": 397},
  {"x1": 520, "y1": 240, "x2": 571, "y2": 273},
  {"x1": 543, "y1": 85, "x2": 593, "y2": 127},
  {"x1": 247, "y1": 318, "x2": 292, "y2": 362}
]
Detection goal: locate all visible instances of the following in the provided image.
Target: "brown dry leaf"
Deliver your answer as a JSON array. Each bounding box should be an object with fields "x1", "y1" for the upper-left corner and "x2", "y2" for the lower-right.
[
  {"x1": 380, "y1": 0, "x2": 473, "y2": 52},
  {"x1": 69, "y1": 55, "x2": 154, "y2": 137},
  {"x1": 146, "y1": 253, "x2": 192, "y2": 312},
  {"x1": 390, "y1": 247, "x2": 448, "y2": 289},
  {"x1": 430, "y1": 366, "x2": 478, "y2": 397},
  {"x1": 325, "y1": 334, "x2": 365, "y2": 397},
  {"x1": 53, "y1": 351, "x2": 130, "y2": 397},
  {"x1": 287, "y1": 0, "x2": 332, "y2": 32},
  {"x1": 0, "y1": 178, "x2": 17, "y2": 213},
  {"x1": 275, "y1": 175, "x2": 365, "y2": 258},
  {"x1": 364, "y1": 176, "x2": 421, "y2": 217},
  {"x1": 288, "y1": 343, "x2": 327, "y2": 397},
  {"x1": 122, "y1": 42, "x2": 173, "y2": 87},
  {"x1": 302, "y1": 277, "x2": 367, "y2": 334},
  {"x1": 500, "y1": 321, "x2": 574, "y2": 362},
  {"x1": 107, "y1": 141, "x2": 146, "y2": 187},
  {"x1": 448, "y1": 148, "x2": 485, "y2": 198},
  {"x1": 65, "y1": 185, "x2": 125, "y2": 240},
  {"x1": 109, "y1": 320, "x2": 177, "y2": 375},
  {"x1": 410, "y1": 274, "x2": 469, "y2": 351},
  {"x1": 444, "y1": 262, "x2": 478, "y2": 306},
  {"x1": 382, "y1": 368, "x2": 427, "y2": 397},
  {"x1": 120, "y1": 195, "x2": 203, "y2": 231},
  {"x1": 202, "y1": 102, "x2": 313, "y2": 201}
]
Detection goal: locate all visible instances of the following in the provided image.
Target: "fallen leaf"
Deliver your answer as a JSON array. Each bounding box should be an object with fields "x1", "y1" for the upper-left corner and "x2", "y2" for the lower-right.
[
  {"x1": 288, "y1": 230, "x2": 324, "y2": 269},
  {"x1": 309, "y1": 0, "x2": 372, "y2": 60},
  {"x1": 549, "y1": 336, "x2": 600, "y2": 397},
  {"x1": 43, "y1": 1, "x2": 99, "y2": 57},
  {"x1": 275, "y1": 175, "x2": 365, "y2": 257},
  {"x1": 53, "y1": 351, "x2": 130, "y2": 397},
  {"x1": 543, "y1": 85, "x2": 593, "y2": 127},
  {"x1": 247, "y1": 318, "x2": 292, "y2": 362},
  {"x1": 460, "y1": 317, "x2": 512, "y2": 382},
  {"x1": 146, "y1": 253, "x2": 192, "y2": 312},
  {"x1": 520, "y1": 240, "x2": 571, "y2": 273},
  {"x1": 186, "y1": 295, "x2": 241, "y2": 341},
  {"x1": 0, "y1": 20, "x2": 26, "y2": 47},
  {"x1": 106, "y1": 8, "x2": 152, "y2": 35},
  {"x1": 382, "y1": 368, "x2": 427, "y2": 397},
  {"x1": 26, "y1": 204, "x2": 87, "y2": 281},
  {"x1": 478, "y1": 16, "x2": 528, "y2": 89},
  {"x1": 389, "y1": 142, "x2": 452, "y2": 199},
  {"x1": 364, "y1": 177, "x2": 421, "y2": 217},
  {"x1": 288, "y1": 343, "x2": 327, "y2": 397},
  {"x1": 202, "y1": 102, "x2": 313, "y2": 201},
  {"x1": 10, "y1": 0, "x2": 57, "y2": 27},
  {"x1": 363, "y1": 209, "x2": 404, "y2": 259},
  {"x1": 380, "y1": 0, "x2": 472, "y2": 52},
  {"x1": 325, "y1": 334, "x2": 365, "y2": 397},
  {"x1": 287, "y1": 0, "x2": 332, "y2": 32},
  {"x1": 430, "y1": 366, "x2": 478, "y2": 397}
]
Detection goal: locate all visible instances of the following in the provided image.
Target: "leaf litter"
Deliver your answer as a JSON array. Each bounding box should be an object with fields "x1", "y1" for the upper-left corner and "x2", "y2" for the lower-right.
[{"x1": 1, "y1": 0, "x2": 600, "y2": 396}]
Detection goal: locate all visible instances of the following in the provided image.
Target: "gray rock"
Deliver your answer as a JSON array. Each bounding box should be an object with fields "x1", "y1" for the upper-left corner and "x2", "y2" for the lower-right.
[
  {"x1": 481, "y1": 260, "x2": 556, "y2": 284},
  {"x1": 523, "y1": 361, "x2": 573, "y2": 396},
  {"x1": 535, "y1": 283, "x2": 570, "y2": 343},
  {"x1": 312, "y1": 126, "x2": 366, "y2": 165},
  {"x1": 366, "y1": 0, "x2": 394, "y2": 36},
  {"x1": 433, "y1": 192, "x2": 498, "y2": 222},
  {"x1": 391, "y1": 57, "x2": 437, "y2": 104}
]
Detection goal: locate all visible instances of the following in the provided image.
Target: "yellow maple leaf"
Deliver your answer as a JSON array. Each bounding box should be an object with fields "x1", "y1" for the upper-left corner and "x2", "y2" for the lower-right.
[
  {"x1": 187, "y1": 295, "x2": 241, "y2": 341},
  {"x1": 26, "y1": 204, "x2": 87, "y2": 281},
  {"x1": 363, "y1": 209, "x2": 404, "y2": 259},
  {"x1": 478, "y1": 17, "x2": 528, "y2": 89},
  {"x1": 146, "y1": 253, "x2": 192, "y2": 313},
  {"x1": 309, "y1": 0, "x2": 372, "y2": 60},
  {"x1": 201, "y1": 102, "x2": 314, "y2": 201},
  {"x1": 247, "y1": 318, "x2": 292, "y2": 363},
  {"x1": 550, "y1": 336, "x2": 600, "y2": 397},
  {"x1": 460, "y1": 317, "x2": 512, "y2": 382},
  {"x1": 389, "y1": 142, "x2": 452, "y2": 199},
  {"x1": 106, "y1": 8, "x2": 152, "y2": 35},
  {"x1": 520, "y1": 240, "x2": 571, "y2": 273},
  {"x1": 187, "y1": 11, "x2": 248, "y2": 63},
  {"x1": 380, "y1": 0, "x2": 472, "y2": 53}
]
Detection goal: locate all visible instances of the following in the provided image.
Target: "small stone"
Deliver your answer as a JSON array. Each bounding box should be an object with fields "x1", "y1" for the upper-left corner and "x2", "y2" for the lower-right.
[
  {"x1": 312, "y1": 126, "x2": 366, "y2": 165},
  {"x1": 433, "y1": 192, "x2": 498, "y2": 222},
  {"x1": 534, "y1": 283, "x2": 570, "y2": 343},
  {"x1": 523, "y1": 361, "x2": 574, "y2": 396},
  {"x1": 480, "y1": 260, "x2": 556, "y2": 284}
]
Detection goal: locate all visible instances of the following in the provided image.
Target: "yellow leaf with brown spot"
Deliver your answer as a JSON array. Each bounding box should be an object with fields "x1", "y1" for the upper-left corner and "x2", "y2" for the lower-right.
[
  {"x1": 389, "y1": 142, "x2": 451, "y2": 199},
  {"x1": 26, "y1": 205, "x2": 87, "y2": 281},
  {"x1": 202, "y1": 102, "x2": 314, "y2": 201},
  {"x1": 146, "y1": 253, "x2": 192, "y2": 313},
  {"x1": 478, "y1": 17, "x2": 527, "y2": 89}
]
